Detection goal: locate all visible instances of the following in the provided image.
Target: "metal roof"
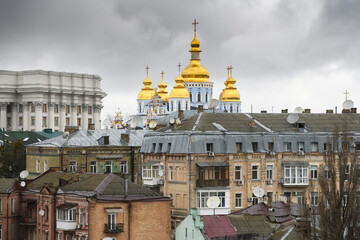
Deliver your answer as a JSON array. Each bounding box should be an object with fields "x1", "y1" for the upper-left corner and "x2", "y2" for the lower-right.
[{"x1": 202, "y1": 215, "x2": 237, "y2": 239}]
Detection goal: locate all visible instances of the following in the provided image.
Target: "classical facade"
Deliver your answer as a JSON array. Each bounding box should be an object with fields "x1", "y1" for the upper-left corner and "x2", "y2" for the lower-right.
[
  {"x1": 0, "y1": 70, "x2": 106, "y2": 132},
  {"x1": 140, "y1": 111, "x2": 360, "y2": 225}
]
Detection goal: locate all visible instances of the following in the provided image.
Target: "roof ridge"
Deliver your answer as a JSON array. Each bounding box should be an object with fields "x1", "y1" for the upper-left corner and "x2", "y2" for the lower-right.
[{"x1": 95, "y1": 173, "x2": 117, "y2": 195}]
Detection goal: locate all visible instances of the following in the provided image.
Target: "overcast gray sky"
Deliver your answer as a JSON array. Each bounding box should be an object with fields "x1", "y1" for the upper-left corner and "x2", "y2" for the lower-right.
[{"x1": 1, "y1": 0, "x2": 360, "y2": 120}]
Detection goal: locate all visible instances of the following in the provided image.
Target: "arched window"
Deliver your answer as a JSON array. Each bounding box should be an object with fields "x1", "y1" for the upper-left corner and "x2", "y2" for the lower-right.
[
  {"x1": 197, "y1": 93, "x2": 201, "y2": 102},
  {"x1": 205, "y1": 93, "x2": 209, "y2": 102},
  {"x1": 189, "y1": 93, "x2": 193, "y2": 103},
  {"x1": 167, "y1": 103, "x2": 169, "y2": 112},
  {"x1": 237, "y1": 105, "x2": 239, "y2": 113},
  {"x1": 139, "y1": 104, "x2": 142, "y2": 113},
  {"x1": 178, "y1": 102, "x2": 181, "y2": 111},
  {"x1": 171, "y1": 102, "x2": 174, "y2": 112},
  {"x1": 45, "y1": 205, "x2": 49, "y2": 221},
  {"x1": 186, "y1": 101, "x2": 188, "y2": 110},
  {"x1": 230, "y1": 105, "x2": 233, "y2": 113}
]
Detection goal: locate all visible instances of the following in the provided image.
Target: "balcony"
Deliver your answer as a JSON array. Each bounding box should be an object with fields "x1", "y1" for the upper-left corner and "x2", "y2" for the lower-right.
[
  {"x1": 20, "y1": 217, "x2": 37, "y2": 226},
  {"x1": 57, "y1": 220, "x2": 77, "y2": 230},
  {"x1": 196, "y1": 179, "x2": 229, "y2": 187},
  {"x1": 280, "y1": 178, "x2": 309, "y2": 187},
  {"x1": 104, "y1": 223, "x2": 124, "y2": 233}
]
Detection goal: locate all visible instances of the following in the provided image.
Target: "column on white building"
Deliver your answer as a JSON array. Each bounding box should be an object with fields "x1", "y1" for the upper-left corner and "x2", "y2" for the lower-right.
[
  {"x1": 34, "y1": 102, "x2": 43, "y2": 131},
  {"x1": 71, "y1": 103, "x2": 77, "y2": 126},
  {"x1": 48, "y1": 103, "x2": 55, "y2": 130},
  {"x1": 23, "y1": 103, "x2": 29, "y2": 131},
  {"x1": 11, "y1": 103, "x2": 18, "y2": 131},
  {"x1": 0, "y1": 103, "x2": 8, "y2": 130},
  {"x1": 82, "y1": 104, "x2": 89, "y2": 130},
  {"x1": 94, "y1": 104, "x2": 102, "y2": 129},
  {"x1": 60, "y1": 103, "x2": 66, "y2": 131}
]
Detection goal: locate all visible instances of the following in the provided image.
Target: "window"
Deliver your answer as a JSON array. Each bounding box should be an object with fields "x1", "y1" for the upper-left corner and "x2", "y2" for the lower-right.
[
  {"x1": 57, "y1": 208, "x2": 76, "y2": 221},
  {"x1": 345, "y1": 165, "x2": 350, "y2": 180},
  {"x1": 284, "y1": 142, "x2": 291, "y2": 152},
  {"x1": 343, "y1": 193, "x2": 349, "y2": 206},
  {"x1": 284, "y1": 165, "x2": 308, "y2": 184},
  {"x1": 31, "y1": 117, "x2": 35, "y2": 126},
  {"x1": 267, "y1": 192, "x2": 273, "y2": 203},
  {"x1": 44, "y1": 160, "x2": 47, "y2": 172},
  {"x1": 310, "y1": 165, "x2": 318, "y2": 179},
  {"x1": 311, "y1": 142, "x2": 318, "y2": 152},
  {"x1": 268, "y1": 142, "x2": 274, "y2": 152},
  {"x1": 43, "y1": 104, "x2": 47, "y2": 113},
  {"x1": 88, "y1": 118, "x2": 92, "y2": 125},
  {"x1": 42, "y1": 117, "x2": 47, "y2": 127},
  {"x1": 77, "y1": 105, "x2": 81, "y2": 114},
  {"x1": 236, "y1": 142, "x2": 242, "y2": 153},
  {"x1": 54, "y1": 104, "x2": 59, "y2": 113},
  {"x1": 36, "y1": 159, "x2": 40, "y2": 173},
  {"x1": 168, "y1": 166, "x2": 173, "y2": 181},
  {"x1": 311, "y1": 192, "x2": 318, "y2": 206},
  {"x1": 85, "y1": 209, "x2": 88, "y2": 225},
  {"x1": 205, "y1": 93, "x2": 209, "y2": 102},
  {"x1": 79, "y1": 208, "x2": 83, "y2": 225},
  {"x1": 31, "y1": 104, "x2": 35, "y2": 112},
  {"x1": 90, "y1": 161, "x2": 97, "y2": 173},
  {"x1": 58, "y1": 233, "x2": 62, "y2": 240},
  {"x1": 19, "y1": 117, "x2": 23, "y2": 126},
  {"x1": 167, "y1": 143, "x2": 172, "y2": 153},
  {"x1": 77, "y1": 118, "x2": 81, "y2": 126},
  {"x1": 0, "y1": 199, "x2": 2, "y2": 214},
  {"x1": 11, "y1": 198, "x2": 14, "y2": 214},
  {"x1": 266, "y1": 165, "x2": 273, "y2": 180},
  {"x1": 55, "y1": 117, "x2": 59, "y2": 126},
  {"x1": 158, "y1": 143, "x2": 163, "y2": 153},
  {"x1": 120, "y1": 161, "x2": 128, "y2": 173},
  {"x1": 66, "y1": 105, "x2": 70, "y2": 114},
  {"x1": 18, "y1": 104, "x2": 23, "y2": 113},
  {"x1": 197, "y1": 191, "x2": 226, "y2": 208},
  {"x1": 252, "y1": 165, "x2": 259, "y2": 180},
  {"x1": 143, "y1": 166, "x2": 151, "y2": 178},
  {"x1": 355, "y1": 142, "x2": 360, "y2": 151},
  {"x1": 66, "y1": 118, "x2": 70, "y2": 126},
  {"x1": 69, "y1": 161, "x2": 77, "y2": 173},
  {"x1": 324, "y1": 165, "x2": 331, "y2": 179},
  {"x1": 297, "y1": 142, "x2": 304, "y2": 152},
  {"x1": 197, "y1": 93, "x2": 201, "y2": 102},
  {"x1": 235, "y1": 193, "x2": 242, "y2": 208},
  {"x1": 152, "y1": 143, "x2": 156, "y2": 152},
  {"x1": 0, "y1": 225, "x2": 2, "y2": 240},
  {"x1": 297, "y1": 192, "x2": 305, "y2": 205},
  {"x1": 252, "y1": 142, "x2": 258, "y2": 152},
  {"x1": 206, "y1": 143, "x2": 213, "y2": 153},
  {"x1": 235, "y1": 166, "x2": 242, "y2": 180},
  {"x1": 88, "y1": 106, "x2": 92, "y2": 114},
  {"x1": 189, "y1": 93, "x2": 193, "y2": 102},
  {"x1": 105, "y1": 161, "x2": 112, "y2": 173},
  {"x1": 108, "y1": 213, "x2": 116, "y2": 230}
]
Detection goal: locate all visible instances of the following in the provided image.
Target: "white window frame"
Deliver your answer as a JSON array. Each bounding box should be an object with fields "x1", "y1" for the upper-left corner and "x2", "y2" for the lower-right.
[
  {"x1": 36, "y1": 159, "x2": 40, "y2": 173},
  {"x1": 120, "y1": 161, "x2": 128, "y2": 174},
  {"x1": 105, "y1": 161, "x2": 112, "y2": 173},
  {"x1": 85, "y1": 209, "x2": 88, "y2": 225},
  {"x1": 196, "y1": 190, "x2": 227, "y2": 208},
  {"x1": 297, "y1": 142, "x2": 305, "y2": 151},
  {"x1": 168, "y1": 166, "x2": 173, "y2": 181},
  {"x1": 90, "y1": 161, "x2": 97, "y2": 173},
  {"x1": 69, "y1": 161, "x2": 77, "y2": 173},
  {"x1": 284, "y1": 142, "x2": 291, "y2": 152},
  {"x1": 310, "y1": 142, "x2": 318, "y2": 152},
  {"x1": 310, "y1": 165, "x2": 318, "y2": 180},
  {"x1": 108, "y1": 213, "x2": 116, "y2": 230},
  {"x1": 235, "y1": 166, "x2": 242, "y2": 180},
  {"x1": 311, "y1": 192, "x2": 318, "y2": 206},
  {"x1": 266, "y1": 165, "x2": 273, "y2": 180},
  {"x1": 284, "y1": 165, "x2": 308, "y2": 185},
  {"x1": 79, "y1": 208, "x2": 83, "y2": 225},
  {"x1": 235, "y1": 193, "x2": 242, "y2": 208},
  {"x1": 142, "y1": 164, "x2": 163, "y2": 179},
  {"x1": 58, "y1": 233, "x2": 62, "y2": 240},
  {"x1": 44, "y1": 160, "x2": 47, "y2": 172}
]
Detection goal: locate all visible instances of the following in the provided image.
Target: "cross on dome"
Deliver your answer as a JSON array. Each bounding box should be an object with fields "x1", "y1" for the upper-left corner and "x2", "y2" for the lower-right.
[
  {"x1": 344, "y1": 90, "x2": 349, "y2": 100},
  {"x1": 192, "y1": 19, "x2": 198, "y2": 33},
  {"x1": 145, "y1": 65, "x2": 150, "y2": 75}
]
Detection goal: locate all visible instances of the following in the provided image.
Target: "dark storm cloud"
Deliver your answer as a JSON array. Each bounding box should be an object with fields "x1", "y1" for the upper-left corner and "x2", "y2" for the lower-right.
[{"x1": 0, "y1": 0, "x2": 359, "y2": 116}]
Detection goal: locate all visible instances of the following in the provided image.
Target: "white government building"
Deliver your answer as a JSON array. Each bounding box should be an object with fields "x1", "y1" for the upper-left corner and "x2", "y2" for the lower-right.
[{"x1": 0, "y1": 70, "x2": 106, "y2": 132}]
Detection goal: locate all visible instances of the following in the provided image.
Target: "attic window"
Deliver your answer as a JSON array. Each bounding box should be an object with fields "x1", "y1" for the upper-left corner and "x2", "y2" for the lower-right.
[{"x1": 104, "y1": 136, "x2": 109, "y2": 145}]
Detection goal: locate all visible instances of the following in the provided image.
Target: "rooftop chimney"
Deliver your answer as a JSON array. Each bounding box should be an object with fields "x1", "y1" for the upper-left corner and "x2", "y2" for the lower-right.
[
  {"x1": 281, "y1": 109, "x2": 288, "y2": 113},
  {"x1": 88, "y1": 124, "x2": 95, "y2": 130},
  {"x1": 351, "y1": 108, "x2": 357, "y2": 113},
  {"x1": 342, "y1": 109, "x2": 351, "y2": 114},
  {"x1": 326, "y1": 109, "x2": 334, "y2": 114},
  {"x1": 198, "y1": 105, "x2": 203, "y2": 113},
  {"x1": 261, "y1": 110, "x2": 267, "y2": 113},
  {"x1": 178, "y1": 110, "x2": 184, "y2": 120},
  {"x1": 120, "y1": 133, "x2": 129, "y2": 143},
  {"x1": 304, "y1": 109, "x2": 311, "y2": 113}
]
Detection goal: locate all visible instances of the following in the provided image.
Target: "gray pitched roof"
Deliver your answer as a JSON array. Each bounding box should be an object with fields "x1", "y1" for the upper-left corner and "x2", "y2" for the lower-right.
[{"x1": 0, "y1": 178, "x2": 17, "y2": 193}]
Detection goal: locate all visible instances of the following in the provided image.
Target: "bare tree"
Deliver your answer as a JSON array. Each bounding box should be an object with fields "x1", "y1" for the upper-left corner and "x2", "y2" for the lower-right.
[{"x1": 312, "y1": 130, "x2": 360, "y2": 239}]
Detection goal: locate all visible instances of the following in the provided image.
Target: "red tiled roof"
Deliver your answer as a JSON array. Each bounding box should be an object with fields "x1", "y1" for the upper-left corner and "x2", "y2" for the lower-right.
[{"x1": 203, "y1": 215, "x2": 237, "y2": 239}]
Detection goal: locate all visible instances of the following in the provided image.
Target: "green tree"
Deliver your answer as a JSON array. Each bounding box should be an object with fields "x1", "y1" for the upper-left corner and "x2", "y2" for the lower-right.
[{"x1": 0, "y1": 139, "x2": 25, "y2": 177}]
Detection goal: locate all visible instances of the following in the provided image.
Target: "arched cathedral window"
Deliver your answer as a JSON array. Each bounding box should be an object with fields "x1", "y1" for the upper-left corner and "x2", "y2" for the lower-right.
[{"x1": 197, "y1": 93, "x2": 201, "y2": 102}]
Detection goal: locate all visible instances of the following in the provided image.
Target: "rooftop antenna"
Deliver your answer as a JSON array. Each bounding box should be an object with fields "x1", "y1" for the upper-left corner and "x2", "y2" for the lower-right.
[
  {"x1": 207, "y1": 196, "x2": 220, "y2": 216},
  {"x1": 287, "y1": 113, "x2": 299, "y2": 124}
]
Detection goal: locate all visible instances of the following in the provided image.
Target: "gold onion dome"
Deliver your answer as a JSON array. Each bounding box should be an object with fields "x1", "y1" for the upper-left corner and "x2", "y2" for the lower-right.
[
  {"x1": 157, "y1": 71, "x2": 169, "y2": 102},
  {"x1": 169, "y1": 65, "x2": 190, "y2": 99},
  {"x1": 137, "y1": 66, "x2": 155, "y2": 100},
  {"x1": 222, "y1": 66, "x2": 240, "y2": 102},
  {"x1": 181, "y1": 19, "x2": 210, "y2": 83}
]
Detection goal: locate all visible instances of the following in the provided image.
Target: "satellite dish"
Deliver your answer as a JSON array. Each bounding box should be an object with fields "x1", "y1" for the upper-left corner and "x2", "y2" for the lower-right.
[
  {"x1": 343, "y1": 100, "x2": 354, "y2": 110},
  {"x1": 20, "y1": 181, "x2": 26, "y2": 187},
  {"x1": 294, "y1": 107, "x2": 304, "y2": 113},
  {"x1": 253, "y1": 187, "x2": 265, "y2": 198},
  {"x1": 39, "y1": 209, "x2": 45, "y2": 216},
  {"x1": 130, "y1": 116, "x2": 143, "y2": 128},
  {"x1": 102, "y1": 118, "x2": 111, "y2": 128},
  {"x1": 20, "y1": 170, "x2": 29, "y2": 179},
  {"x1": 62, "y1": 132, "x2": 69, "y2": 139},
  {"x1": 169, "y1": 118, "x2": 175, "y2": 125},
  {"x1": 149, "y1": 120, "x2": 157, "y2": 129},
  {"x1": 208, "y1": 99, "x2": 220, "y2": 110},
  {"x1": 287, "y1": 113, "x2": 299, "y2": 124},
  {"x1": 159, "y1": 169, "x2": 164, "y2": 177},
  {"x1": 207, "y1": 196, "x2": 221, "y2": 208},
  {"x1": 175, "y1": 118, "x2": 181, "y2": 124}
]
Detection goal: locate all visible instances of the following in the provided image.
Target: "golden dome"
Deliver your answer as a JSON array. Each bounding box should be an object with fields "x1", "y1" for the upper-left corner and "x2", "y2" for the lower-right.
[
  {"x1": 137, "y1": 72, "x2": 155, "y2": 100},
  {"x1": 157, "y1": 75, "x2": 169, "y2": 102},
  {"x1": 222, "y1": 67, "x2": 240, "y2": 102},
  {"x1": 169, "y1": 73, "x2": 190, "y2": 99}
]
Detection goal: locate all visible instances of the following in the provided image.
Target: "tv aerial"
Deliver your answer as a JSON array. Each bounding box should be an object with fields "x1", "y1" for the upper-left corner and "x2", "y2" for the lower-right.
[
  {"x1": 149, "y1": 120, "x2": 157, "y2": 129},
  {"x1": 207, "y1": 196, "x2": 221, "y2": 216},
  {"x1": 287, "y1": 113, "x2": 299, "y2": 124},
  {"x1": 253, "y1": 187, "x2": 265, "y2": 198},
  {"x1": 343, "y1": 100, "x2": 354, "y2": 110},
  {"x1": 294, "y1": 107, "x2": 304, "y2": 113}
]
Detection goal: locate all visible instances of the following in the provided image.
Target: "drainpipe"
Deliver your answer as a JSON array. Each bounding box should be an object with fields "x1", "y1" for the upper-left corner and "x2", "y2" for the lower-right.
[{"x1": 130, "y1": 147, "x2": 135, "y2": 182}]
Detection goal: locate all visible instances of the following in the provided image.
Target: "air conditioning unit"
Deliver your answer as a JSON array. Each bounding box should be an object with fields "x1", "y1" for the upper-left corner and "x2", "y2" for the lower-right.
[
  {"x1": 157, "y1": 179, "x2": 164, "y2": 185},
  {"x1": 76, "y1": 224, "x2": 81, "y2": 229},
  {"x1": 247, "y1": 197, "x2": 253, "y2": 202},
  {"x1": 266, "y1": 179, "x2": 273, "y2": 185},
  {"x1": 279, "y1": 179, "x2": 284, "y2": 184},
  {"x1": 236, "y1": 179, "x2": 243, "y2": 186},
  {"x1": 208, "y1": 152, "x2": 215, "y2": 157}
]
